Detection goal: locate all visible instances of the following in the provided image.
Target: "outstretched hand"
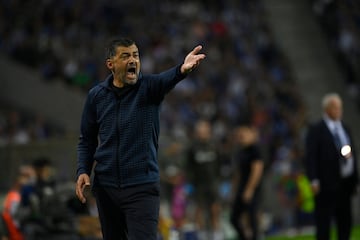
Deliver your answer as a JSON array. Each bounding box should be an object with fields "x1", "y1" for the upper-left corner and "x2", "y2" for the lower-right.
[{"x1": 181, "y1": 45, "x2": 206, "y2": 74}]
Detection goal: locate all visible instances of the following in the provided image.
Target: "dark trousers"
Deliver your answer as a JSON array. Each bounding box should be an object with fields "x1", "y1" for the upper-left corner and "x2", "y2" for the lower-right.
[
  {"x1": 315, "y1": 178, "x2": 353, "y2": 240},
  {"x1": 93, "y1": 182, "x2": 160, "y2": 240},
  {"x1": 230, "y1": 188, "x2": 259, "y2": 240}
]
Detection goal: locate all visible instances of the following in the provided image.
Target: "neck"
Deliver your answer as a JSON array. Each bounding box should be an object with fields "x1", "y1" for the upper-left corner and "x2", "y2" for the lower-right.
[{"x1": 112, "y1": 78, "x2": 124, "y2": 88}]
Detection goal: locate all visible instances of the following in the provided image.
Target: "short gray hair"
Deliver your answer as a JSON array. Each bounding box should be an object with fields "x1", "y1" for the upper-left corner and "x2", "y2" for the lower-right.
[{"x1": 321, "y1": 93, "x2": 342, "y2": 110}]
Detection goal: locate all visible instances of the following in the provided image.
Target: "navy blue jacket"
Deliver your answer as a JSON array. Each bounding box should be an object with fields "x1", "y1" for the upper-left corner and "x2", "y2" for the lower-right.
[{"x1": 77, "y1": 65, "x2": 186, "y2": 188}]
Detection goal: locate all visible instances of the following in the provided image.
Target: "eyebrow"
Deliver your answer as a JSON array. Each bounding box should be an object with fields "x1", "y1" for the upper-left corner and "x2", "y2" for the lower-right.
[
  {"x1": 120, "y1": 51, "x2": 139, "y2": 54},
  {"x1": 120, "y1": 51, "x2": 139, "y2": 55}
]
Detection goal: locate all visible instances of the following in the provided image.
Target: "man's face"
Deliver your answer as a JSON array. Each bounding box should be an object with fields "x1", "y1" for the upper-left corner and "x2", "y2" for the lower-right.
[
  {"x1": 326, "y1": 98, "x2": 342, "y2": 121},
  {"x1": 235, "y1": 127, "x2": 253, "y2": 146},
  {"x1": 107, "y1": 44, "x2": 141, "y2": 86}
]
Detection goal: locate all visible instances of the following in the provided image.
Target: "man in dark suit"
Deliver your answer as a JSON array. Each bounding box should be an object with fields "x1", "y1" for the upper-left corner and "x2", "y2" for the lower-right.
[{"x1": 304, "y1": 93, "x2": 358, "y2": 240}]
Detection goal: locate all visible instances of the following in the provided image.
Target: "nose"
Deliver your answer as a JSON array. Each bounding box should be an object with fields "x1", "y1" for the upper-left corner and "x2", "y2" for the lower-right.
[{"x1": 129, "y1": 55, "x2": 137, "y2": 63}]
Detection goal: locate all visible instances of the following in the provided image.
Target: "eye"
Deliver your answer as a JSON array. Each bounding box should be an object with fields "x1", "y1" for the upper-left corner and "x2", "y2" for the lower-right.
[{"x1": 120, "y1": 54, "x2": 130, "y2": 60}]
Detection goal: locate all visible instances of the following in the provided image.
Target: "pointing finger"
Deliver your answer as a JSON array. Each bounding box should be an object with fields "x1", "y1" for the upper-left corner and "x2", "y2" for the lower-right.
[{"x1": 191, "y1": 45, "x2": 203, "y2": 55}]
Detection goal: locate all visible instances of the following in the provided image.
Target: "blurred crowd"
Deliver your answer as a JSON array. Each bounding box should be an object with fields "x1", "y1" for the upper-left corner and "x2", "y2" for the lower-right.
[
  {"x1": 312, "y1": 0, "x2": 360, "y2": 109},
  {"x1": 0, "y1": 0, "x2": 307, "y2": 151},
  {"x1": 0, "y1": 108, "x2": 64, "y2": 146},
  {"x1": 1, "y1": 0, "x2": 355, "y2": 239}
]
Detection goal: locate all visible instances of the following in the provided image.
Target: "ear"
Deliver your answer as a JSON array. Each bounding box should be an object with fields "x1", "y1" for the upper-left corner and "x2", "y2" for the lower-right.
[{"x1": 106, "y1": 59, "x2": 113, "y2": 71}]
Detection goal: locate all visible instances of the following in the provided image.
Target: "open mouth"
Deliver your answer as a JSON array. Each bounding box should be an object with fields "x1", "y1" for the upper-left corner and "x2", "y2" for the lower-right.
[
  {"x1": 126, "y1": 66, "x2": 137, "y2": 78},
  {"x1": 128, "y1": 67, "x2": 136, "y2": 74}
]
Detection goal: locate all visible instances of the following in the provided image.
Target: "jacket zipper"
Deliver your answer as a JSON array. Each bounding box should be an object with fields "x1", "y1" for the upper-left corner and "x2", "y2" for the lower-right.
[{"x1": 116, "y1": 99, "x2": 121, "y2": 187}]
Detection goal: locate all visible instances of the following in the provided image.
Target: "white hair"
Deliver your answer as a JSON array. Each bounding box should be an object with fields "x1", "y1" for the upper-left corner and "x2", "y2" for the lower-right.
[{"x1": 321, "y1": 93, "x2": 342, "y2": 110}]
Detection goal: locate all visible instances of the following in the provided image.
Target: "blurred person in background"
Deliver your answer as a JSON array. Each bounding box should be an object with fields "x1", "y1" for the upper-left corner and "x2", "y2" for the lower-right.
[
  {"x1": 230, "y1": 125, "x2": 264, "y2": 240},
  {"x1": 304, "y1": 93, "x2": 358, "y2": 240},
  {"x1": 18, "y1": 157, "x2": 58, "y2": 239},
  {"x1": 1, "y1": 165, "x2": 34, "y2": 240},
  {"x1": 75, "y1": 37, "x2": 205, "y2": 240},
  {"x1": 31, "y1": 157, "x2": 56, "y2": 202},
  {"x1": 185, "y1": 119, "x2": 222, "y2": 239}
]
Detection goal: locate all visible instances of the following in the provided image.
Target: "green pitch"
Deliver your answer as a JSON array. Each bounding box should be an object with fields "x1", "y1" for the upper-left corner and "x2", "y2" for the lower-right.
[{"x1": 265, "y1": 226, "x2": 360, "y2": 240}]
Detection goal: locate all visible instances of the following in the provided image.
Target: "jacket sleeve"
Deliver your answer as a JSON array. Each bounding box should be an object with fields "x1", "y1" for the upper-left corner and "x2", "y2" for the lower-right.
[
  {"x1": 346, "y1": 126, "x2": 359, "y2": 185},
  {"x1": 77, "y1": 89, "x2": 99, "y2": 178},
  {"x1": 147, "y1": 64, "x2": 187, "y2": 102}
]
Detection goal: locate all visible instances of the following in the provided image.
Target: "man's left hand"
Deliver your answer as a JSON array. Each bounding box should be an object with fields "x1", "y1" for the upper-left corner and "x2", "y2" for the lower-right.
[{"x1": 181, "y1": 45, "x2": 206, "y2": 74}]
